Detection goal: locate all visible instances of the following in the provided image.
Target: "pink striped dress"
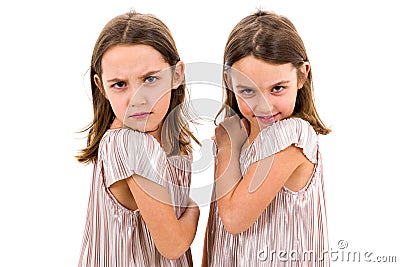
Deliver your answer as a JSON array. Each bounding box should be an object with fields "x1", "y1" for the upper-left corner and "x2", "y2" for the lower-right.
[
  {"x1": 79, "y1": 128, "x2": 193, "y2": 266},
  {"x1": 205, "y1": 118, "x2": 330, "y2": 266}
]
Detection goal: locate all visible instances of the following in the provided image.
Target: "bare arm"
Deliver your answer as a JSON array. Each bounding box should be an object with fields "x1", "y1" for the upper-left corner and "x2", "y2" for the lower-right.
[
  {"x1": 126, "y1": 175, "x2": 199, "y2": 260},
  {"x1": 214, "y1": 117, "x2": 310, "y2": 234},
  {"x1": 201, "y1": 225, "x2": 209, "y2": 267}
]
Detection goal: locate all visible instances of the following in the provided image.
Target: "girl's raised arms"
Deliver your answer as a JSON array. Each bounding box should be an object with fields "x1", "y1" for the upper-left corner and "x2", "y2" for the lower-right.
[
  {"x1": 125, "y1": 176, "x2": 199, "y2": 260},
  {"x1": 214, "y1": 116, "x2": 314, "y2": 234}
]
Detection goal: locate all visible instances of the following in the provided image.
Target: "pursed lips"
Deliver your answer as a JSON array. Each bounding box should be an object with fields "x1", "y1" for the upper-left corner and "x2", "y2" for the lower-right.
[
  {"x1": 254, "y1": 112, "x2": 280, "y2": 123},
  {"x1": 129, "y1": 112, "x2": 152, "y2": 120}
]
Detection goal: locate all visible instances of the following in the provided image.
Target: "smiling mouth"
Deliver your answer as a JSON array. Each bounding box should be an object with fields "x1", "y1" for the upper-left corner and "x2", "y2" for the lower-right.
[
  {"x1": 255, "y1": 113, "x2": 280, "y2": 123},
  {"x1": 129, "y1": 112, "x2": 152, "y2": 120}
]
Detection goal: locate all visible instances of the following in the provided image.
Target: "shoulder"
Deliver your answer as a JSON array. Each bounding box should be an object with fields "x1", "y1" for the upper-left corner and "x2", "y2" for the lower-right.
[
  {"x1": 99, "y1": 128, "x2": 165, "y2": 166},
  {"x1": 244, "y1": 117, "x2": 318, "y2": 164},
  {"x1": 100, "y1": 128, "x2": 169, "y2": 186},
  {"x1": 261, "y1": 117, "x2": 317, "y2": 145},
  {"x1": 266, "y1": 117, "x2": 317, "y2": 137},
  {"x1": 100, "y1": 128, "x2": 159, "y2": 151}
]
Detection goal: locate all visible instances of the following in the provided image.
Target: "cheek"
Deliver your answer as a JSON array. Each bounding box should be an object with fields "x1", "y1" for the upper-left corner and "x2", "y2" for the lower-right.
[
  {"x1": 280, "y1": 92, "x2": 298, "y2": 113},
  {"x1": 108, "y1": 94, "x2": 128, "y2": 116},
  {"x1": 151, "y1": 91, "x2": 172, "y2": 113},
  {"x1": 289, "y1": 91, "x2": 299, "y2": 108},
  {"x1": 236, "y1": 97, "x2": 254, "y2": 116}
]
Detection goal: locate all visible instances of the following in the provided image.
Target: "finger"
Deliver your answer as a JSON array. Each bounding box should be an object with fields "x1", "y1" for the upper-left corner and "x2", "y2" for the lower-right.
[
  {"x1": 232, "y1": 114, "x2": 241, "y2": 124},
  {"x1": 212, "y1": 139, "x2": 218, "y2": 157},
  {"x1": 187, "y1": 198, "x2": 198, "y2": 208},
  {"x1": 216, "y1": 121, "x2": 228, "y2": 132},
  {"x1": 220, "y1": 115, "x2": 240, "y2": 129}
]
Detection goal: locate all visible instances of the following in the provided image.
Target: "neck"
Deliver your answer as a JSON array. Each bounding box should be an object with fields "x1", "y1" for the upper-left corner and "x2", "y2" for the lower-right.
[
  {"x1": 248, "y1": 124, "x2": 261, "y2": 144},
  {"x1": 147, "y1": 124, "x2": 162, "y2": 144},
  {"x1": 110, "y1": 118, "x2": 123, "y2": 129}
]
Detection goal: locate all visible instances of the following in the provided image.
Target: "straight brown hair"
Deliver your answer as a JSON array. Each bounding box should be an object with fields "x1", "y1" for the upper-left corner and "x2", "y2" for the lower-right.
[
  {"x1": 221, "y1": 10, "x2": 330, "y2": 135},
  {"x1": 76, "y1": 11, "x2": 199, "y2": 164}
]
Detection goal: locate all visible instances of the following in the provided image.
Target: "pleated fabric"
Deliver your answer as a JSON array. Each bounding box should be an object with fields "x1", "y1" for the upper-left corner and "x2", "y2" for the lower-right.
[
  {"x1": 79, "y1": 128, "x2": 193, "y2": 267},
  {"x1": 206, "y1": 118, "x2": 330, "y2": 266}
]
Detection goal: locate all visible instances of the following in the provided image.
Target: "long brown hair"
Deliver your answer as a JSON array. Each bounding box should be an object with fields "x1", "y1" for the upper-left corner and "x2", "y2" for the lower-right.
[
  {"x1": 76, "y1": 11, "x2": 198, "y2": 164},
  {"x1": 221, "y1": 10, "x2": 330, "y2": 135}
]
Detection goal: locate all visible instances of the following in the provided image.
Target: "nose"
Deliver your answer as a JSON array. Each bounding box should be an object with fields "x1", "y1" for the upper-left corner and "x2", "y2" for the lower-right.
[
  {"x1": 129, "y1": 86, "x2": 147, "y2": 106},
  {"x1": 253, "y1": 93, "x2": 273, "y2": 114}
]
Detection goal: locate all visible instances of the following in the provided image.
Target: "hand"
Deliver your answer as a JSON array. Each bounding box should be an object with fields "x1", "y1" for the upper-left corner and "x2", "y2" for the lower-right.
[
  {"x1": 187, "y1": 198, "x2": 199, "y2": 209},
  {"x1": 214, "y1": 116, "x2": 249, "y2": 152},
  {"x1": 185, "y1": 198, "x2": 200, "y2": 222}
]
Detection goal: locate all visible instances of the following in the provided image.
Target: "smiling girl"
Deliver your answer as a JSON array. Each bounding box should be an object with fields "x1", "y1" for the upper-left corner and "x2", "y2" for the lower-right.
[
  {"x1": 76, "y1": 12, "x2": 199, "y2": 266},
  {"x1": 204, "y1": 10, "x2": 331, "y2": 266}
]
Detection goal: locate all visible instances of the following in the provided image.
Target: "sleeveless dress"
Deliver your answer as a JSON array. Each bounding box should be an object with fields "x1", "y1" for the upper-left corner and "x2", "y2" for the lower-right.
[
  {"x1": 206, "y1": 118, "x2": 330, "y2": 266},
  {"x1": 79, "y1": 128, "x2": 193, "y2": 267}
]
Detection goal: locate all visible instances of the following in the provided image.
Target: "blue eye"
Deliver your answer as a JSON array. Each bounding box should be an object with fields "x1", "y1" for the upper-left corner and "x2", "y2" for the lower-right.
[
  {"x1": 144, "y1": 76, "x2": 159, "y2": 84},
  {"x1": 239, "y1": 88, "x2": 255, "y2": 95}
]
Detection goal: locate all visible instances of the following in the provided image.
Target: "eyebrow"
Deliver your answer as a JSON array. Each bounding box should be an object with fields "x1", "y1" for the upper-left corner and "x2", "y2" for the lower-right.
[
  {"x1": 235, "y1": 80, "x2": 291, "y2": 90},
  {"x1": 138, "y1": 69, "x2": 163, "y2": 80},
  {"x1": 106, "y1": 69, "x2": 163, "y2": 83}
]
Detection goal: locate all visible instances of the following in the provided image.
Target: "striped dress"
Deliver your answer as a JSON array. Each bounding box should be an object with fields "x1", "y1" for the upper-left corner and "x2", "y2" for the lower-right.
[
  {"x1": 79, "y1": 128, "x2": 193, "y2": 266},
  {"x1": 205, "y1": 118, "x2": 330, "y2": 266}
]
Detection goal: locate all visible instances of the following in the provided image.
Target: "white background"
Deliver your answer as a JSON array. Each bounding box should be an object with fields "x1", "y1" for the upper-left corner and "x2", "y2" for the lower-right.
[{"x1": 1, "y1": 0, "x2": 399, "y2": 266}]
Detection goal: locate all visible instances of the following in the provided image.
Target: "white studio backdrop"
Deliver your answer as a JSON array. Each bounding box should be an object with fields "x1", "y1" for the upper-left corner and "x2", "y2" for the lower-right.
[{"x1": 0, "y1": 0, "x2": 399, "y2": 266}]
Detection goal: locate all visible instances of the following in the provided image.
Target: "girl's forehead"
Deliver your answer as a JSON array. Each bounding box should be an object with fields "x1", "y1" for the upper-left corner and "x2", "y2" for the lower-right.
[
  {"x1": 232, "y1": 56, "x2": 295, "y2": 73},
  {"x1": 230, "y1": 57, "x2": 297, "y2": 87},
  {"x1": 101, "y1": 44, "x2": 170, "y2": 78}
]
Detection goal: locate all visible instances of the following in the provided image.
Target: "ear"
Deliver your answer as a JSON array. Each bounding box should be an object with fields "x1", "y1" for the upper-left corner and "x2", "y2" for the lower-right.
[
  {"x1": 171, "y1": 61, "x2": 185, "y2": 90},
  {"x1": 297, "y1": 62, "x2": 310, "y2": 89},
  {"x1": 94, "y1": 74, "x2": 108, "y2": 99},
  {"x1": 223, "y1": 69, "x2": 233, "y2": 90}
]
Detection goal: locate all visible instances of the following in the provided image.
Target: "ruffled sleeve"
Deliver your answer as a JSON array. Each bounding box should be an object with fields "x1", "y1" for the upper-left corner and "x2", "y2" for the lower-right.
[
  {"x1": 240, "y1": 118, "x2": 318, "y2": 173},
  {"x1": 100, "y1": 128, "x2": 168, "y2": 188}
]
